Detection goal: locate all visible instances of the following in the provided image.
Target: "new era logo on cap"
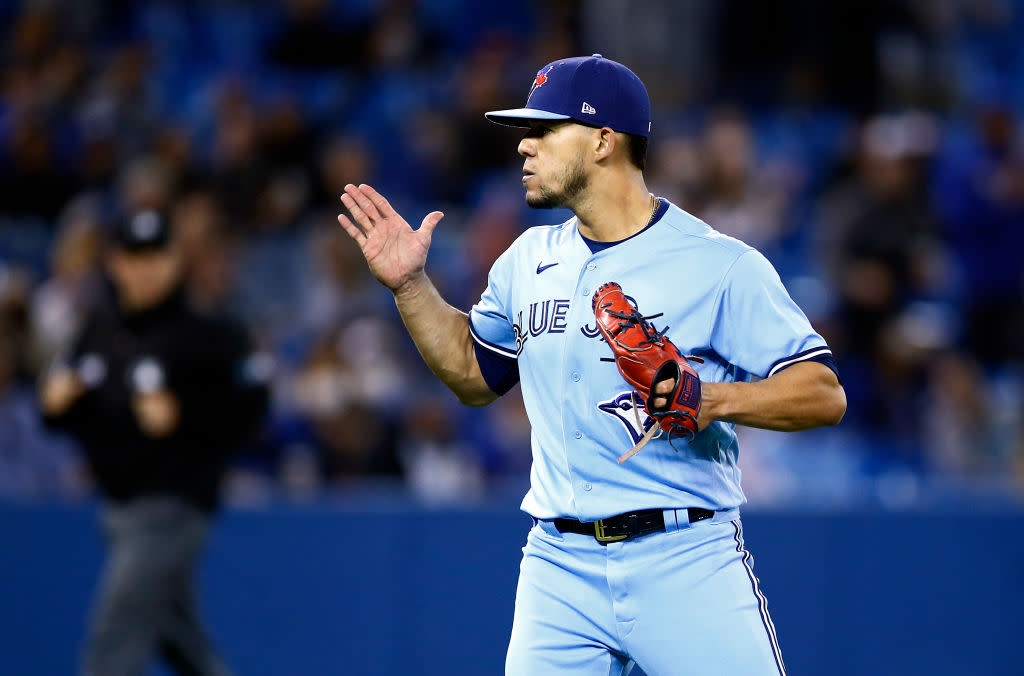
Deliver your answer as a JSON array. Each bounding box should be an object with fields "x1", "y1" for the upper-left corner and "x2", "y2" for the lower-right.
[{"x1": 484, "y1": 54, "x2": 651, "y2": 138}]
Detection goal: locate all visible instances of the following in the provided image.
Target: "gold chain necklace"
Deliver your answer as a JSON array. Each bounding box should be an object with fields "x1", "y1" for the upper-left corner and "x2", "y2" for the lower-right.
[{"x1": 646, "y1": 193, "x2": 659, "y2": 227}]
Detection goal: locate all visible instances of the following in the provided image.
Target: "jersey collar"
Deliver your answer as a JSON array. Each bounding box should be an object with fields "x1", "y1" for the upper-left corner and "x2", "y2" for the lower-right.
[{"x1": 578, "y1": 197, "x2": 669, "y2": 254}]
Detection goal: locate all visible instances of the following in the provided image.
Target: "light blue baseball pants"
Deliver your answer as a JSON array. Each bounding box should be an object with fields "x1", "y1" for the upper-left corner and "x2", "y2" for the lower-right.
[{"x1": 505, "y1": 511, "x2": 785, "y2": 675}]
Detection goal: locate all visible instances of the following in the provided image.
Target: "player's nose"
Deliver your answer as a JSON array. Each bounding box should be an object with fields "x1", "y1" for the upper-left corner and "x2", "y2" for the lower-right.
[{"x1": 518, "y1": 137, "x2": 536, "y2": 158}]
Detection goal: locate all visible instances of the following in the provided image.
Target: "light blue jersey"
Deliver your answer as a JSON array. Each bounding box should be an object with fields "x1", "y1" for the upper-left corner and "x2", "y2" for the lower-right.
[{"x1": 470, "y1": 199, "x2": 833, "y2": 521}]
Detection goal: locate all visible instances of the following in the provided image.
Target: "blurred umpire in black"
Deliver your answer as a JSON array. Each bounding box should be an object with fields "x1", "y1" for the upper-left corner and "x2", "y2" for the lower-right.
[{"x1": 40, "y1": 210, "x2": 270, "y2": 676}]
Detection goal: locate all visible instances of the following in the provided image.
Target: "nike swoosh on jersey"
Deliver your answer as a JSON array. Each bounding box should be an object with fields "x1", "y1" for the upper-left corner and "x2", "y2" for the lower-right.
[{"x1": 536, "y1": 262, "x2": 559, "y2": 274}]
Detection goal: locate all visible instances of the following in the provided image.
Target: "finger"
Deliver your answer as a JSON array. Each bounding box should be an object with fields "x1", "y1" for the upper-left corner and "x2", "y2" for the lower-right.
[
  {"x1": 340, "y1": 190, "x2": 375, "y2": 233},
  {"x1": 419, "y1": 211, "x2": 444, "y2": 236},
  {"x1": 346, "y1": 183, "x2": 383, "y2": 221},
  {"x1": 359, "y1": 184, "x2": 397, "y2": 219},
  {"x1": 655, "y1": 378, "x2": 676, "y2": 395},
  {"x1": 337, "y1": 214, "x2": 366, "y2": 246},
  {"x1": 651, "y1": 396, "x2": 667, "y2": 408}
]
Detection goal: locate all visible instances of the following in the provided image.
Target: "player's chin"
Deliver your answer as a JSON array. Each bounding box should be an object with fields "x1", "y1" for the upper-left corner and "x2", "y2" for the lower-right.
[{"x1": 525, "y1": 187, "x2": 563, "y2": 210}]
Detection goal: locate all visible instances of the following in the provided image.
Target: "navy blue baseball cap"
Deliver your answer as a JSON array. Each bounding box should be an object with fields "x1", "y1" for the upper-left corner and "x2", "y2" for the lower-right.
[{"x1": 485, "y1": 54, "x2": 651, "y2": 138}]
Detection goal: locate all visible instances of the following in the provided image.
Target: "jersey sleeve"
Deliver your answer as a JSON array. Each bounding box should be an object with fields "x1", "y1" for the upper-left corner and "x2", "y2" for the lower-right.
[
  {"x1": 710, "y1": 249, "x2": 838, "y2": 380},
  {"x1": 468, "y1": 250, "x2": 521, "y2": 395}
]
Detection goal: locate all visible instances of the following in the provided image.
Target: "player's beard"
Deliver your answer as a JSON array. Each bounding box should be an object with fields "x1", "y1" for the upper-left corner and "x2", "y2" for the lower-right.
[{"x1": 526, "y1": 155, "x2": 589, "y2": 209}]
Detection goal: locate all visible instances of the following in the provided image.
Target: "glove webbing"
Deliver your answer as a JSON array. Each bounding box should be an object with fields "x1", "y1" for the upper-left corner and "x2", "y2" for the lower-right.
[{"x1": 600, "y1": 306, "x2": 669, "y2": 350}]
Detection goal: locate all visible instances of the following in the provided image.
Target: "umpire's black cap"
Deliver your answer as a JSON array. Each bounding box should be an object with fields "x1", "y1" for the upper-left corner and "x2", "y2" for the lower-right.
[{"x1": 112, "y1": 210, "x2": 171, "y2": 252}]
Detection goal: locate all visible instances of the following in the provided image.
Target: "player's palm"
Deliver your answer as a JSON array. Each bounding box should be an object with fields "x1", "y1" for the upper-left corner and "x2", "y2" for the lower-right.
[
  {"x1": 337, "y1": 184, "x2": 444, "y2": 292},
  {"x1": 361, "y1": 212, "x2": 432, "y2": 289}
]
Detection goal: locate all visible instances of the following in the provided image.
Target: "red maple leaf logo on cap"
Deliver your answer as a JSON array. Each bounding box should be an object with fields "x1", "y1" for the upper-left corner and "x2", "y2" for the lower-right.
[{"x1": 527, "y1": 64, "x2": 554, "y2": 102}]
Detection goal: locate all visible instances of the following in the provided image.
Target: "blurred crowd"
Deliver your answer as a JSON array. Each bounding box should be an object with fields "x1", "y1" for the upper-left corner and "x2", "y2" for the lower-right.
[{"x1": 1, "y1": 0, "x2": 1022, "y2": 505}]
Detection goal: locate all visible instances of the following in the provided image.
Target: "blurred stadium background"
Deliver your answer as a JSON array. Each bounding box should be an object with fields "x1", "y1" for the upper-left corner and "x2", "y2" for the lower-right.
[{"x1": 0, "y1": 0, "x2": 1022, "y2": 674}]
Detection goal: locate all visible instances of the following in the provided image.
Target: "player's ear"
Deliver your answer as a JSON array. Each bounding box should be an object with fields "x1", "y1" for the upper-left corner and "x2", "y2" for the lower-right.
[{"x1": 593, "y1": 127, "x2": 616, "y2": 163}]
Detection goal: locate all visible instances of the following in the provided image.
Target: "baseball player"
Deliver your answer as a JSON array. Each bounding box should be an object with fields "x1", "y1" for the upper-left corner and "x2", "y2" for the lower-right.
[{"x1": 338, "y1": 55, "x2": 845, "y2": 675}]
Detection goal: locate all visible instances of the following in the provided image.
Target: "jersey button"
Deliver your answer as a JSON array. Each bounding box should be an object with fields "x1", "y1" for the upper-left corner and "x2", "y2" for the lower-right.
[
  {"x1": 571, "y1": 370, "x2": 581, "y2": 382},
  {"x1": 583, "y1": 482, "x2": 593, "y2": 491},
  {"x1": 581, "y1": 287, "x2": 590, "y2": 296},
  {"x1": 586, "y1": 262, "x2": 596, "y2": 271},
  {"x1": 574, "y1": 431, "x2": 583, "y2": 439}
]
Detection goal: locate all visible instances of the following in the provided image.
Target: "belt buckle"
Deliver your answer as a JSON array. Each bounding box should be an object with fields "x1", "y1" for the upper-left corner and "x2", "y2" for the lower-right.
[{"x1": 594, "y1": 519, "x2": 628, "y2": 543}]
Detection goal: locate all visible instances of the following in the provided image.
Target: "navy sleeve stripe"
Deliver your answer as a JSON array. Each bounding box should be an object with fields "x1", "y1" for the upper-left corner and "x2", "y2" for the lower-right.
[
  {"x1": 766, "y1": 347, "x2": 834, "y2": 378},
  {"x1": 473, "y1": 341, "x2": 520, "y2": 396},
  {"x1": 468, "y1": 318, "x2": 518, "y2": 359},
  {"x1": 796, "y1": 353, "x2": 841, "y2": 384}
]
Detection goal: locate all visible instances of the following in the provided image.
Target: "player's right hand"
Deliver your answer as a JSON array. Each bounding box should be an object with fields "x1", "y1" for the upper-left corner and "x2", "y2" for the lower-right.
[{"x1": 337, "y1": 183, "x2": 444, "y2": 293}]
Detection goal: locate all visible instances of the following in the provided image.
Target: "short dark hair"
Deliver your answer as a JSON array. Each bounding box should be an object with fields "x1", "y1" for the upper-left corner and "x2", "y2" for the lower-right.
[
  {"x1": 575, "y1": 122, "x2": 648, "y2": 171},
  {"x1": 624, "y1": 133, "x2": 648, "y2": 172}
]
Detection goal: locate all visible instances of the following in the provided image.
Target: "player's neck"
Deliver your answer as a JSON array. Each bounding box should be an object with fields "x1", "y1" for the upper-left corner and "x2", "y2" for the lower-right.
[{"x1": 573, "y1": 175, "x2": 654, "y2": 242}]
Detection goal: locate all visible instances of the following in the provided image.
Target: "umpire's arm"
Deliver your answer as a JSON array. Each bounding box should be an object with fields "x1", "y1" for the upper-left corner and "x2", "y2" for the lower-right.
[{"x1": 654, "y1": 361, "x2": 846, "y2": 432}]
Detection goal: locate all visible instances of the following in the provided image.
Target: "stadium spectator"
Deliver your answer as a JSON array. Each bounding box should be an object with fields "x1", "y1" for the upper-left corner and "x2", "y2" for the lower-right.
[
  {"x1": 398, "y1": 393, "x2": 485, "y2": 503},
  {"x1": 933, "y1": 103, "x2": 1024, "y2": 365},
  {"x1": 290, "y1": 327, "x2": 405, "y2": 482},
  {"x1": 694, "y1": 109, "x2": 798, "y2": 252}
]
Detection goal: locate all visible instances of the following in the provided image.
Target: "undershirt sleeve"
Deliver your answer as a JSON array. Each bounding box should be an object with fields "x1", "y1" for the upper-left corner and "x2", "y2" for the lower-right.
[{"x1": 473, "y1": 340, "x2": 520, "y2": 395}]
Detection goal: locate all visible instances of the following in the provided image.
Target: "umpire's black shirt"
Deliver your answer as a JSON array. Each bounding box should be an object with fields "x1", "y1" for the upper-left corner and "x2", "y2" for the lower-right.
[{"x1": 43, "y1": 282, "x2": 269, "y2": 512}]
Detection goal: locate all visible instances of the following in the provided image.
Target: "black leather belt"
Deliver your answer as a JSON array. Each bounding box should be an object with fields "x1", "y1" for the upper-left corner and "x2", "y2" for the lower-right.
[{"x1": 553, "y1": 507, "x2": 715, "y2": 544}]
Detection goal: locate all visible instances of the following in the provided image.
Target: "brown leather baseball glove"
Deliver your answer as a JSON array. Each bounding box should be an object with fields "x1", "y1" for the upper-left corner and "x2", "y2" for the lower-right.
[{"x1": 592, "y1": 282, "x2": 702, "y2": 462}]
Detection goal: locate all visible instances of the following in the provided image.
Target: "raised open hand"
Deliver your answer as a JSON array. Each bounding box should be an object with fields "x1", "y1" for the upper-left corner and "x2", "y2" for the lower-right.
[{"x1": 337, "y1": 183, "x2": 444, "y2": 293}]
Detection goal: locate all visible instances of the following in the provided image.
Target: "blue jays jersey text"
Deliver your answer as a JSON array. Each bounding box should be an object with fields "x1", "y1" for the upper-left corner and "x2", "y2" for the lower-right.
[{"x1": 469, "y1": 201, "x2": 832, "y2": 521}]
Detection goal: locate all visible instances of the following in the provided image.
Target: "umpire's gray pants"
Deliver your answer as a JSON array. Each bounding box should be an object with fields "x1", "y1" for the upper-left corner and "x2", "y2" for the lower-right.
[{"x1": 82, "y1": 497, "x2": 231, "y2": 676}]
